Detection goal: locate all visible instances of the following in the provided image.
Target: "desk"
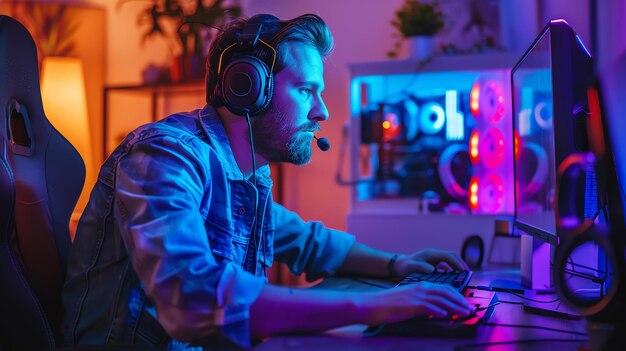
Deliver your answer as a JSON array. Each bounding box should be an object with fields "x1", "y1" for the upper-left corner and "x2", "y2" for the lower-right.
[{"x1": 255, "y1": 269, "x2": 588, "y2": 351}]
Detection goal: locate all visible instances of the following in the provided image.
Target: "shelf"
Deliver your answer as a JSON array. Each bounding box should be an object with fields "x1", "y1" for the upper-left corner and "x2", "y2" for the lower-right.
[
  {"x1": 102, "y1": 81, "x2": 205, "y2": 159},
  {"x1": 348, "y1": 52, "x2": 520, "y2": 77},
  {"x1": 104, "y1": 80, "x2": 205, "y2": 94}
]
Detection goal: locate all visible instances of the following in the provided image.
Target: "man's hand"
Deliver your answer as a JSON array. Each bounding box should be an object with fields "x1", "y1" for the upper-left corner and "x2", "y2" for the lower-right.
[
  {"x1": 251, "y1": 279, "x2": 475, "y2": 337},
  {"x1": 392, "y1": 248, "x2": 470, "y2": 277},
  {"x1": 356, "y1": 281, "x2": 475, "y2": 326}
]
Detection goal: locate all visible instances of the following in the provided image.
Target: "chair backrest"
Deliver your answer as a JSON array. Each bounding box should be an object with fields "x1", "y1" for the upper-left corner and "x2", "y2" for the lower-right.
[{"x1": 0, "y1": 15, "x2": 85, "y2": 349}]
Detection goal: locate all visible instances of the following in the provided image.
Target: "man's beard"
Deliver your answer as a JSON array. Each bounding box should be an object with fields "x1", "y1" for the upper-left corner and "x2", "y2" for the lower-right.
[{"x1": 252, "y1": 104, "x2": 317, "y2": 165}]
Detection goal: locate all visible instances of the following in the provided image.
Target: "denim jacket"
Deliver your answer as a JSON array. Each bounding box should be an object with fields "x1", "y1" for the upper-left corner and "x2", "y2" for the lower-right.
[{"x1": 62, "y1": 105, "x2": 355, "y2": 350}]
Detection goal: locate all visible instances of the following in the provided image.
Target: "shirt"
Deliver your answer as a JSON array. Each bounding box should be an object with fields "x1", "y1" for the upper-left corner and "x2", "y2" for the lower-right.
[{"x1": 62, "y1": 105, "x2": 355, "y2": 350}]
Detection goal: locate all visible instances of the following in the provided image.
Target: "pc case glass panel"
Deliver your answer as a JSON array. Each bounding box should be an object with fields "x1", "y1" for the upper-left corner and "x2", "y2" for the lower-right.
[
  {"x1": 351, "y1": 68, "x2": 513, "y2": 215},
  {"x1": 512, "y1": 30, "x2": 556, "y2": 237}
]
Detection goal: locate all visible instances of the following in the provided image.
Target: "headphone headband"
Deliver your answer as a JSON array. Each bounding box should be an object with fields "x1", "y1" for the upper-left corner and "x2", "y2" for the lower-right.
[{"x1": 217, "y1": 38, "x2": 276, "y2": 77}]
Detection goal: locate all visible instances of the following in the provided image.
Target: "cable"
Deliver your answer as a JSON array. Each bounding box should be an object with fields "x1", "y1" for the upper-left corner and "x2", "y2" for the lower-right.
[
  {"x1": 244, "y1": 111, "x2": 260, "y2": 274},
  {"x1": 177, "y1": 20, "x2": 225, "y2": 33},
  {"x1": 552, "y1": 249, "x2": 609, "y2": 285},
  {"x1": 466, "y1": 285, "x2": 524, "y2": 294},
  {"x1": 244, "y1": 111, "x2": 257, "y2": 188},
  {"x1": 500, "y1": 289, "x2": 561, "y2": 303},
  {"x1": 495, "y1": 299, "x2": 524, "y2": 305},
  {"x1": 482, "y1": 322, "x2": 588, "y2": 336},
  {"x1": 467, "y1": 286, "x2": 561, "y2": 303},
  {"x1": 567, "y1": 260, "x2": 608, "y2": 274},
  {"x1": 453, "y1": 338, "x2": 588, "y2": 351}
]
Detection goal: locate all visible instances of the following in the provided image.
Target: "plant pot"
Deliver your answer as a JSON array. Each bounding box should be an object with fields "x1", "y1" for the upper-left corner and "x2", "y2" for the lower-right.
[
  {"x1": 407, "y1": 35, "x2": 435, "y2": 60},
  {"x1": 170, "y1": 53, "x2": 206, "y2": 83}
]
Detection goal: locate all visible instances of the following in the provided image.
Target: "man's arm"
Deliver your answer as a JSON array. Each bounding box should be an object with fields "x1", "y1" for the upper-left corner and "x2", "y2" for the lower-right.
[
  {"x1": 272, "y1": 202, "x2": 356, "y2": 281},
  {"x1": 336, "y1": 241, "x2": 397, "y2": 278},
  {"x1": 266, "y1": 204, "x2": 472, "y2": 336},
  {"x1": 250, "y1": 280, "x2": 475, "y2": 337},
  {"x1": 115, "y1": 135, "x2": 266, "y2": 344},
  {"x1": 337, "y1": 241, "x2": 470, "y2": 278}
]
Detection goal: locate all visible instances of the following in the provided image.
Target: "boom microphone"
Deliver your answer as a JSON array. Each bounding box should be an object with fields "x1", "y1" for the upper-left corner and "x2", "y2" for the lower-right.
[{"x1": 314, "y1": 136, "x2": 330, "y2": 151}]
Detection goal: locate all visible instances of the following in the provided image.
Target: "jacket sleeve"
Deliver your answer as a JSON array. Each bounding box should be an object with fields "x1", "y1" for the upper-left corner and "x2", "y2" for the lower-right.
[
  {"x1": 114, "y1": 134, "x2": 264, "y2": 348},
  {"x1": 271, "y1": 202, "x2": 355, "y2": 281}
]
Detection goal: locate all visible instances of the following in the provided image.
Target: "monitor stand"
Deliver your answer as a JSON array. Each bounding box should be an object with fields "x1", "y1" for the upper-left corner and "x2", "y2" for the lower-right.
[
  {"x1": 522, "y1": 290, "x2": 582, "y2": 320},
  {"x1": 520, "y1": 233, "x2": 553, "y2": 292},
  {"x1": 520, "y1": 234, "x2": 582, "y2": 319}
]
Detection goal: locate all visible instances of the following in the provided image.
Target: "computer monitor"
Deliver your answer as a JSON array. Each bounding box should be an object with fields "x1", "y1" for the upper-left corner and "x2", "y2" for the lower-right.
[
  {"x1": 513, "y1": 19, "x2": 594, "y2": 242},
  {"x1": 511, "y1": 19, "x2": 593, "y2": 291}
]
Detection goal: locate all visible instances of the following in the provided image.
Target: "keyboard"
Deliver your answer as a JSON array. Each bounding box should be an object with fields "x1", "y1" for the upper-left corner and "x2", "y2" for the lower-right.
[{"x1": 396, "y1": 270, "x2": 473, "y2": 292}]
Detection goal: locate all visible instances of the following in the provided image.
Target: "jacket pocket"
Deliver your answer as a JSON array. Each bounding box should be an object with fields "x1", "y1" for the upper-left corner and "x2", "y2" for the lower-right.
[{"x1": 205, "y1": 217, "x2": 250, "y2": 267}]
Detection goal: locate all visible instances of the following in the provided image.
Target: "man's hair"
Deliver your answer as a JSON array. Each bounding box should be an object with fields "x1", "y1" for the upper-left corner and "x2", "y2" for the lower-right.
[{"x1": 205, "y1": 13, "x2": 334, "y2": 106}]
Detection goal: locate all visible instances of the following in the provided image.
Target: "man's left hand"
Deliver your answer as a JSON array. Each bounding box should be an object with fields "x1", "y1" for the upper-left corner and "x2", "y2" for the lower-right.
[{"x1": 392, "y1": 248, "x2": 470, "y2": 278}]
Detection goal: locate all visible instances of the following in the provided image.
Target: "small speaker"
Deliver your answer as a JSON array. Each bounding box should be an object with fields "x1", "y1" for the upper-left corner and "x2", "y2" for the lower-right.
[{"x1": 461, "y1": 235, "x2": 484, "y2": 269}]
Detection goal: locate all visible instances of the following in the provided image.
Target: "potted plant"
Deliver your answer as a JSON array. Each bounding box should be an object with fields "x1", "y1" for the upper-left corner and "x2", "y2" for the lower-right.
[
  {"x1": 388, "y1": 0, "x2": 444, "y2": 59},
  {"x1": 119, "y1": 0, "x2": 241, "y2": 83}
]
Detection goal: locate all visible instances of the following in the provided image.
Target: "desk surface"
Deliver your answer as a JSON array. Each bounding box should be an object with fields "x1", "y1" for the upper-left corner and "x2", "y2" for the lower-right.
[{"x1": 254, "y1": 269, "x2": 588, "y2": 351}]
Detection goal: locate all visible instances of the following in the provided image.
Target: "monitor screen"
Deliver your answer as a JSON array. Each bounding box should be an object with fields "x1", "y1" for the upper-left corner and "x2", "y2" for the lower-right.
[{"x1": 512, "y1": 19, "x2": 593, "y2": 245}]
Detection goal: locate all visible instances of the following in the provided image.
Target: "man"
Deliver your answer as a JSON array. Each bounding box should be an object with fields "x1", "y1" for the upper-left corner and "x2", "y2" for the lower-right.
[{"x1": 62, "y1": 13, "x2": 474, "y2": 350}]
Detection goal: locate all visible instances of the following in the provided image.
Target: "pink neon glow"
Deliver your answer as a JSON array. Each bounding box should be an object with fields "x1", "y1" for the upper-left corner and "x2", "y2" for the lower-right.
[
  {"x1": 482, "y1": 81, "x2": 505, "y2": 123},
  {"x1": 469, "y1": 177, "x2": 479, "y2": 211},
  {"x1": 479, "y1": 127, "x2": 505, "y2": 168},
  {"x1": 470, "y1": 82, "x2": 480, "y2": 116},
  {"x1": 469, "y1": 131, "x2": 480, "y2": 164},
  {"x1": 470, "y1": 80, "x2": 505, "y2": 123},
  {"x1": 478, "y1": 173, "x2": 505, "y2": 213},
  {"x1": 514, "y1": 131, "x2": 521, "y2": 159}
]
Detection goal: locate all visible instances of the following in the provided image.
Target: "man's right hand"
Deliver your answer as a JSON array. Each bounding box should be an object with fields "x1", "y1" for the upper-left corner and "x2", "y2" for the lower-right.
[
  {"x1": 250, "y1": 281, "x2": 475, "y2": 337},
  {"x1": 356, "y1": 282, "x2": 475, "y2": 326}
]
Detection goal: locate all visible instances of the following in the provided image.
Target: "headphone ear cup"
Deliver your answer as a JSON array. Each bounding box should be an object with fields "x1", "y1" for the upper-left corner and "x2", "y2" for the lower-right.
[
  {"x1": 257, "y1": 73, "x2": 273, "y2": 115},
  {"x1": 219, "y1": 55, "x2": 273, "y2": 116}
]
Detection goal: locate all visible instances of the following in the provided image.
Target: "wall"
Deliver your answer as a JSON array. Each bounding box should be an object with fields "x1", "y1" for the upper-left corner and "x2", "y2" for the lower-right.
[
  {"x1": 596, "y1": 0, "x2": 626, "y2": 72},
  {"x1": 35, "y1": 0, "x2": 626, "y2": 235},
  {"x1": 93, "y1": 0, "x2": 414, "y2": 231},
  {"x1": 241, "y1": 0, "x2": 408, "y2": 230},
  {"x1": 539, "y1": 0, "x2": 626, "y2": 72},
  {"x1": 540, "y1": 0, "x2": 591, "y2": 47}
]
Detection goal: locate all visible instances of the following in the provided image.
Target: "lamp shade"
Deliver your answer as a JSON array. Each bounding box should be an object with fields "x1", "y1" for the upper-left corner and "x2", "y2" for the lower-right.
[{"x1": 41, "y1": 56, "x2": 94, "y2": 217}]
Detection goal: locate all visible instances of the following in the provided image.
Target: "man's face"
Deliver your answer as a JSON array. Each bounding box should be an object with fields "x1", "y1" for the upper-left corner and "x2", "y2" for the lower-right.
[{"x1": 253, "y1": 42, "x2": 329, "y2": 165}]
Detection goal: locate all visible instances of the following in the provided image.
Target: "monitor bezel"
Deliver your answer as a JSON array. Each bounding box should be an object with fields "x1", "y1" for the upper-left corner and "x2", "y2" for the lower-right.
[{"x1": 511, "y1": 19, "x2": 593, "y2": 244}]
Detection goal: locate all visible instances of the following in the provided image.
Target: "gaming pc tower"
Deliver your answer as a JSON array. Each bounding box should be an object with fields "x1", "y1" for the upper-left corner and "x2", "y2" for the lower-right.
[{"x1": 346, "y1": 53, "x2": 519, "y2": 256}]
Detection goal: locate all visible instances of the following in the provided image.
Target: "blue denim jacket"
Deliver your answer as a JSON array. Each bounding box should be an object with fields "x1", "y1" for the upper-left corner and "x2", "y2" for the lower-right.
[{"x1": 62, "y1": 105, "x2": 355, "y2": 350}]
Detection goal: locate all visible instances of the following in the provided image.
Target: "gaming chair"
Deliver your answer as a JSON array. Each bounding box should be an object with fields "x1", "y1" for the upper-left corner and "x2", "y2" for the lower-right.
[{"x1": 0, "y1": 15, "x2": 85, "y2": 350}]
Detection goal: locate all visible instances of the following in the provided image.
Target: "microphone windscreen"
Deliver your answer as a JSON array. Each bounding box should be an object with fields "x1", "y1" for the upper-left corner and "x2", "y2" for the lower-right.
[{"x1": 316, "y1": 137, "x2": 330, "y2": 151}]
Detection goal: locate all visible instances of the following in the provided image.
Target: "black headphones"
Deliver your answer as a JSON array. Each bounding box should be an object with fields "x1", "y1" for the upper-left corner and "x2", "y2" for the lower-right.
[
  {"x1": 216, "y1": 16, "x2": 278, "y2": 117},
  {"x1": 552, "y1": 82, "x2": 626, "y2": 320}
]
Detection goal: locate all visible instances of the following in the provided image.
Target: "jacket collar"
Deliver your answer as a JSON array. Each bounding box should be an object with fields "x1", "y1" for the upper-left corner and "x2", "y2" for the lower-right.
[{"x1": 198, "y1": 105, "x2": 272, "y2": 186}]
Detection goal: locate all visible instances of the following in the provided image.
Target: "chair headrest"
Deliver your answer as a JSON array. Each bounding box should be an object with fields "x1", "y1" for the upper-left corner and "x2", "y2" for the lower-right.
[{"x1": 0, "y1": 15, "x2": 46, "y2": 130}]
